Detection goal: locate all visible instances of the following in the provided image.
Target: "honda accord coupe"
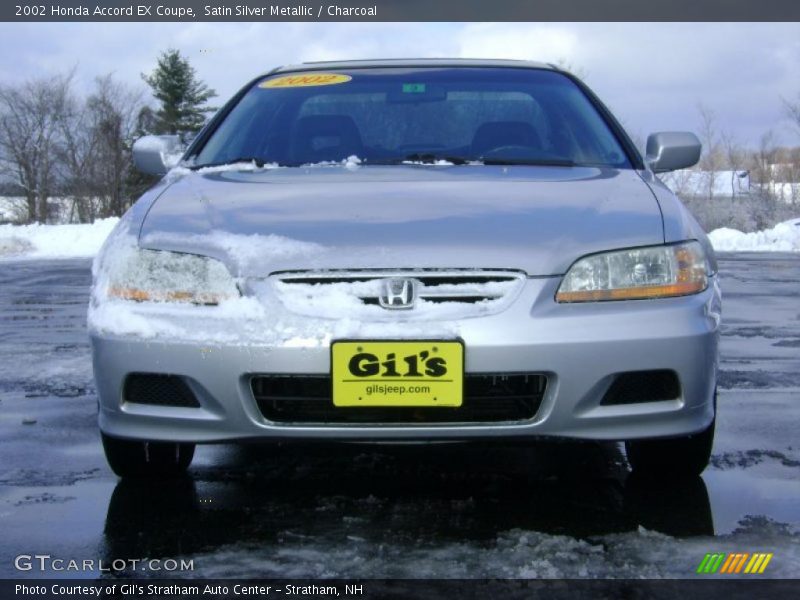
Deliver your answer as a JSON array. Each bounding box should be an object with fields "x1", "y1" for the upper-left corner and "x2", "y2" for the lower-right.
[{"x1": 89, "y1": 59, "x2": 720, "y2": 478}]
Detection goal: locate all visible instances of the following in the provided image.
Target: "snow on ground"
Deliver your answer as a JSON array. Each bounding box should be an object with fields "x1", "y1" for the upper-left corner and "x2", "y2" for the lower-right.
[
  {"x1": 708, "y1": 218, "x2": 800, "y2": 252},
  {"x1": 181, "y1": 516, "x2": 800, "y2": 579},
  {"x1": 0, "y1": 218, "x2": 119, "y2": 260}
]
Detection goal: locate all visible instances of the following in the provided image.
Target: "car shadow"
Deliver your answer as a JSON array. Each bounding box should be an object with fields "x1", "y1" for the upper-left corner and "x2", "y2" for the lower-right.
[{"x1": 102, "y1": 441, "x2": 713, "y2": 569}]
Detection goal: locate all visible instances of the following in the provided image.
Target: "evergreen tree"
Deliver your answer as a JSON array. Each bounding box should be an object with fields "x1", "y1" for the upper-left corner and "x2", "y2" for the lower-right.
[{"x1": 142, "y1": 49, "x2": 216, "y2": 136}]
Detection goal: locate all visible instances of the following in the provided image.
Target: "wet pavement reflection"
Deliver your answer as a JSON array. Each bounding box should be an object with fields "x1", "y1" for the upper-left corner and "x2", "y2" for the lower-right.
[{"x1": 102, "y1": 443, "x2": 714, "y2": 571}]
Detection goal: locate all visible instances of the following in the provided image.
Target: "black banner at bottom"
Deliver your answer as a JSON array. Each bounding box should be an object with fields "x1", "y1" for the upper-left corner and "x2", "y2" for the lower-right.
[{"x1": 2, "y1": 579, "x2": 799, "y2": 600}]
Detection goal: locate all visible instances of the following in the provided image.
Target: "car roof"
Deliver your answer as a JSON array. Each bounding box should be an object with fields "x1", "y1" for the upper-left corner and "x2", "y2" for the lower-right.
[{"x1": 272, "y1": 58, "x2": 556, "y2": 74}]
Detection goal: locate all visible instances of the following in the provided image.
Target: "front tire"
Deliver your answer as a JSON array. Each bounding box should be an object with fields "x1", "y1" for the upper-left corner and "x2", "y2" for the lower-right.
[
  {"x1": 625, "y1": 416, "x2": 714, "y2": 478},
  {"x1": 102, "y1": 433, "x2": 195, "y2": 478}
]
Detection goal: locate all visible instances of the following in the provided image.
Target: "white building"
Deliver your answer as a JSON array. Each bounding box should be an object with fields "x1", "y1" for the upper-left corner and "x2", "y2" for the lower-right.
[{"x1": 661, "y1": 170, "x2": 751, "y2": 198}]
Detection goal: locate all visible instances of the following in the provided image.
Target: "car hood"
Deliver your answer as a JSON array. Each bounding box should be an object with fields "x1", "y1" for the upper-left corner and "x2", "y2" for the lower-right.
[{"x1": 139, "y1": 165, "x2": 664, "y2": 277}]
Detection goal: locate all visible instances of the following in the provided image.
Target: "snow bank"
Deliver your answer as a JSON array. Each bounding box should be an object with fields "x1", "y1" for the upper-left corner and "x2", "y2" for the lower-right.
[
  {"x1": 708, "y1": 218, "x2": 800, "y2": 253},
  {"x1": 0, "y1": 218, "x2": 119, "y2": 260}
]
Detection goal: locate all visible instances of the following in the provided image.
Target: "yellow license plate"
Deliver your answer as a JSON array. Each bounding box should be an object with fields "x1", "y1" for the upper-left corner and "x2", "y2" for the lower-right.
[{"x1": 331, "y1": 340, "x2": 464, "y2": 407}]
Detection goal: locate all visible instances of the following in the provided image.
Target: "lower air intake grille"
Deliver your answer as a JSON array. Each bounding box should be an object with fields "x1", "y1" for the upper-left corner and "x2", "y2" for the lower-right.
[
  {"x1": 252, "y1": 373, "x2": 546, "y2": 425},
  {"x1": 600, "y1": 370, "x2": 681, "y2": 406},
  {"x1": 123, "y1": 373, "x2": 200, "y2": 408}
]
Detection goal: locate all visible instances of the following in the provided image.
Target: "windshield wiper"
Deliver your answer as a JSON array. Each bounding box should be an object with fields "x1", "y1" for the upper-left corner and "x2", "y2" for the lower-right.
[
  {"x1": 190, "y1": 157, "x2": 268, "y2": 170},
  {"x1": 367, "y1": 154, "x2": 577, "y2": 167},
  {"x1": 402, "y1": 153, "x2": 471, "y2": 165},
  {"x1": 367, "y1": 153, "x2": 472, "y2": 166},
  {"x1": 480, "y1": 157, "x2": 576, "y2": 167}
]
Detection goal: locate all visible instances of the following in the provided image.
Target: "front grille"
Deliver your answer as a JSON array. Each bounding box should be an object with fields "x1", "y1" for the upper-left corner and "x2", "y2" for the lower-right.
[
  {"x1": 123, "y1": 373, "x2": 200, "y2": 408},
  {"x1": 271, "y1": 270, "x2": 525, "y2": 318},
  {"x1": 252, "y1": 373, "x2": 546, "y2": 425},
  {"x1": 600, "y1": 370, "x2": 681, "y2": 406}
]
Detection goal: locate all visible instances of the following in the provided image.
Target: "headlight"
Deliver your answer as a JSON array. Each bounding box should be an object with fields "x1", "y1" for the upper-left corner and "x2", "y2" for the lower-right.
[
  {"x1": 556, "y1": 241, "x2": 708, "y2": 303},
  {"x1": 106, "y1": 249, "x2": 239, "y2": 305}
]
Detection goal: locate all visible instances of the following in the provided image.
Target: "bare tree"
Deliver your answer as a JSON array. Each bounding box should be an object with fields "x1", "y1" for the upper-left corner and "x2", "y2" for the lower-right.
[
  {"x1": 553, "y1": 58, "x2": 588, "y2": 81},
  {"x1": 784, "y1": 95, "x2": 800, "y2": 134},
  {"x1": 58, "y1": 74, "x2": 144, "y2": 221},
  {"x1": 0, "y1": 72, "x2": 75, "y2": 223},
  {"x1": 749, "y1": 131, "x2": 777, "y2": 196},
  {"x1": 697, "y1": 103, "x2": 723, "y2": 201},
  {"x1": 89, "y1": 75, "x2": 143, "y2": 217},
  {"x1": 720, "y1": 131, "x2": 745, "y2": 200},
  {"x1": 660, "y1": 167, "x2": 695, "y2": 199},
  {"x1": 787, "y1": 146, "x2": 800, "y2": 205},
  {"x1": 780, "y1": 95, "x2": 800, "y2": 205},
  {"x1": 57, "y1": 85, "x2": 97, "y2": 222}
]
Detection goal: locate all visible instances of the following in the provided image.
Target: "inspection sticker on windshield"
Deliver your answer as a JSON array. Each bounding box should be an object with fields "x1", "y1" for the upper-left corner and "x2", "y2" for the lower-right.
[
  {"x1": 402, "y1": 83, "x2": 426, "y2": 93},
  {"x1": 260, "y1": 73, "x2": 352, "y2": 88},
  {"x1": 331, "y1": 340, "x2": 464, "y2": 407}
]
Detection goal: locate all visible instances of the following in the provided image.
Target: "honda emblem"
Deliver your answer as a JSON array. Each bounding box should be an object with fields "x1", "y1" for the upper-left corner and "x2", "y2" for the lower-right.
[{"x1": 379, "y1": 278, "x2": 416, "y2": 310}]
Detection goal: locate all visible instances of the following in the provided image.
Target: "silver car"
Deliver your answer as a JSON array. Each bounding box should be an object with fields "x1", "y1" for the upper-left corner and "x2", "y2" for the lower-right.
[{"x1": 89, "y1": 59, "x2": 720, "y2": 478}]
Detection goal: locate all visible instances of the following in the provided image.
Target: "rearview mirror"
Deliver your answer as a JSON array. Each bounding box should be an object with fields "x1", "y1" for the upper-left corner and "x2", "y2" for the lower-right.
[
  {"x1": 132, "y1": 135, "x2": 184, "y2": 176},
  {"x1": 645, "y1": 132, "x2": 701, "y2": 173}
]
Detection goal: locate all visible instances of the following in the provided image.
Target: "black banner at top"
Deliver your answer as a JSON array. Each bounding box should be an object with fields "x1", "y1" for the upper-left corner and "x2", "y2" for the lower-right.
[{"x1": 4, "y1": 0, "x2": 800, "y2": 22}]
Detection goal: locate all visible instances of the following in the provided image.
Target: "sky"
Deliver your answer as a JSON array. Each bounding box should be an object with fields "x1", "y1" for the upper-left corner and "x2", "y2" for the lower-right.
[{"x1": 0, "y1": 21, "x2": 799, "y2": 148}]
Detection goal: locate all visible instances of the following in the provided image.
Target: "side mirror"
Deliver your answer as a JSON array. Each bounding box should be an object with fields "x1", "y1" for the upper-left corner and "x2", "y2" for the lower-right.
[
  {"x1": 645, "y1": 132, "x2": 701, "y2": 173},
  {"x1": 132, "y1": 135, "x2": 184, "y2": 176}
]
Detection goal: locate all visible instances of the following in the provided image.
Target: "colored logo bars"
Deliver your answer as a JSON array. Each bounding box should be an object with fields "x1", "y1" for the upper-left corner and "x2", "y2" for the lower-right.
[{"x1": 696, "y1": 552, "x2": 773, "y2": 574}]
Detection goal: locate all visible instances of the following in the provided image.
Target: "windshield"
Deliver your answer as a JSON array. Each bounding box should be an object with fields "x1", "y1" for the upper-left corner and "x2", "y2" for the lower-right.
[{"x1": 193, "y1": 67, "x2": 633, "y2": 169}]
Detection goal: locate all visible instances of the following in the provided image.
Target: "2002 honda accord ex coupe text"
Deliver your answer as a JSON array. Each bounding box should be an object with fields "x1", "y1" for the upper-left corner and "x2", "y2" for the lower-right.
[{"x1": 89, "y1": 59, "x2": 721, "y2": 479}]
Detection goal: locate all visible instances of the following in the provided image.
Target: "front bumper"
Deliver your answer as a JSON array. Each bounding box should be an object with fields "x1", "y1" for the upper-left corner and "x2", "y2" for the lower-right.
[{"x1": 91, "y1": 276, "x2": 720, "y2": 443}]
